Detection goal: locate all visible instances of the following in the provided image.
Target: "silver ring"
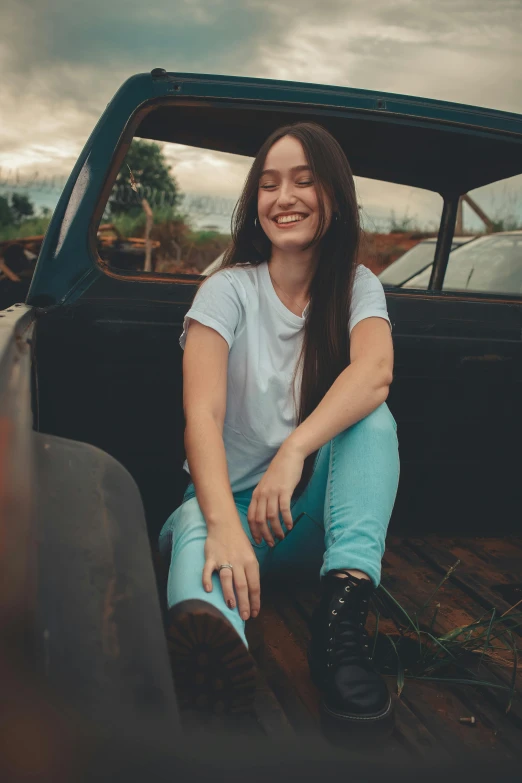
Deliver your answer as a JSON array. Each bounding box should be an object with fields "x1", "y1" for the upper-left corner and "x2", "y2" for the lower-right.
[{"x1": 218, "y1": 563, "x2": 233, "y2": 572}]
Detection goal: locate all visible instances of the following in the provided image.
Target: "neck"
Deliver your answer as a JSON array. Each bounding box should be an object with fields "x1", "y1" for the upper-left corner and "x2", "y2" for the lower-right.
[{"x1": 268, "y1": 245, "x2": 319, "y2": 301}]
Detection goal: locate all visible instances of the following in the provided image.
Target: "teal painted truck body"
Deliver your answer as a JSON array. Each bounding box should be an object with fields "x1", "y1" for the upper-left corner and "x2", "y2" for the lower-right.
[
  {"x1": 1, "y1": 72, "x2": 521, "y2": 756},
  {"x1": 28, "y1": 70, "x2": 522, "y2": 307}
]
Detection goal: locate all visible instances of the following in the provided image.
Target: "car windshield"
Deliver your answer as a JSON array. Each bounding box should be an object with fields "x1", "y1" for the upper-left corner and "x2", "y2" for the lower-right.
[
  {"x1": 378, "y1": 242, "x2": 436, "y2": 286},
  {"x1": 404, "y1": 234, "x2": 522, "y2": 294}
]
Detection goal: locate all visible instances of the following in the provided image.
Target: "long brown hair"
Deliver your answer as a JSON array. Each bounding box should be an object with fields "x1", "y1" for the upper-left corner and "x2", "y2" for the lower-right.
[{"x1": 199, "y1": 122, "x2": 360, "y2": 500}]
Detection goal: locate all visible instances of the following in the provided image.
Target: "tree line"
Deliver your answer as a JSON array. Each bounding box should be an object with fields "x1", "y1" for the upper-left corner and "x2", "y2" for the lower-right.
[
  {"x1": 1, "y1": 139, "x2": 181, "y2": 234},
  {"x1": 0, "y1": 192, "x2": 49, "y2": 229}
]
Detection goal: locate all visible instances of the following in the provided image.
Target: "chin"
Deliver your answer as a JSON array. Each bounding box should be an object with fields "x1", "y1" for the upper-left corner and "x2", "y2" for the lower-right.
[{"x1": 268, "y1": 232, "x2": 316, "y2": 251}]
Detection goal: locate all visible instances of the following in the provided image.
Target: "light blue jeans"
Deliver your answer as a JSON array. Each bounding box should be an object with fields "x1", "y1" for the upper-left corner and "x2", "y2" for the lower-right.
[{"x1": 159, "y1": 402, "x2": 399, "y2": 648}]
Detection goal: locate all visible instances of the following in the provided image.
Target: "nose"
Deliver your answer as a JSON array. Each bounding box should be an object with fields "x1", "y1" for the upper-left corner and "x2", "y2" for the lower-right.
[{"x1": 277, "y1": 178, "x2": 297, "y2": 208}]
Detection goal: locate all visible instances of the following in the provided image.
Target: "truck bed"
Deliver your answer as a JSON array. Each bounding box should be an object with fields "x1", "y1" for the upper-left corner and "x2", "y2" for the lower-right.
[{"x1": 177, "y1": 535, "x2": 522, "y2": 764}]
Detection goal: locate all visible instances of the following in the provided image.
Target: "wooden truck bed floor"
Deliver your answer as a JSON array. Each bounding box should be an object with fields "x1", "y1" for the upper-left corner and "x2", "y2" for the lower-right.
[{"x1": 177, "y1": 536, "x2": 522, "y2": 765}]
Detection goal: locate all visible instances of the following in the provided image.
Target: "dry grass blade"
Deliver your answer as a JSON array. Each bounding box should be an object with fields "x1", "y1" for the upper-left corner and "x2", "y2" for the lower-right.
[
  {"x1": 501, "y1": 597, "x2": 522, "y2": 618},
  {"x1": 416, "y1": 559, "x2": 461, "y2": 618}
]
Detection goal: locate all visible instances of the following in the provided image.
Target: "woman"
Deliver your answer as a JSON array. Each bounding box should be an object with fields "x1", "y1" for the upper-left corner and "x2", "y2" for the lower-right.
[{"x1": 159, "y1": 122, "x2": 399, "y2": 736}]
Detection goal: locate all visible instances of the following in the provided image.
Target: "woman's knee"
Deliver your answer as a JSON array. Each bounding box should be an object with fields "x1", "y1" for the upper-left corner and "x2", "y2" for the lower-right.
[
  {"x1": 159, "y1": 497, "x2": 207, "y2": 558},
  {"x1": 360, "y1": 402, "x2": 396, "y2": 431},
  {"x1": 335, "y1": 403, "x2": 397, "y2": 445}
]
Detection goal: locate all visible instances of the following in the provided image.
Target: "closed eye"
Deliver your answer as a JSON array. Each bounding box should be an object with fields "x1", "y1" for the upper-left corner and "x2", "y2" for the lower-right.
[{"x1": 260, "y1": 180, "x2": 314, "y2": 190}]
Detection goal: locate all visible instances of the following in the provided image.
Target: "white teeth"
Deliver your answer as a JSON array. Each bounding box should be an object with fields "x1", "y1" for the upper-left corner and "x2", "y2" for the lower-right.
[{"x1": 276, "y1": 214, "x2": 305, "y2": 224}]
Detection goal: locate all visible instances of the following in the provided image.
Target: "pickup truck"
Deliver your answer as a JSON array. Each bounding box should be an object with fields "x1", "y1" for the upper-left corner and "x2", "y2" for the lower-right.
[{"x1": 1, "y1": 69, "x2": 521, "y2": 776}]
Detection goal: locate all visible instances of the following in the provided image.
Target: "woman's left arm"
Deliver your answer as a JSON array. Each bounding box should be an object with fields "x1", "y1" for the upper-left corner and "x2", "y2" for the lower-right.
[{"x1": 247, "y1": 317, "x2": 394, "y2": 545}]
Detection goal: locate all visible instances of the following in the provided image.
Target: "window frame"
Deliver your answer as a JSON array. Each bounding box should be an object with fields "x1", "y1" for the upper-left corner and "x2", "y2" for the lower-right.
[{"x1": 90, "y1": 97, "x2": 453, "y2": 285}]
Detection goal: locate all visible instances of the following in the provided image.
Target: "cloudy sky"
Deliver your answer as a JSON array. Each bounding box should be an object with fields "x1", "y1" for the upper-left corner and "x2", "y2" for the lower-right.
[{"x1": 1, "y1": 0, "x2": 521, "y2": 230}]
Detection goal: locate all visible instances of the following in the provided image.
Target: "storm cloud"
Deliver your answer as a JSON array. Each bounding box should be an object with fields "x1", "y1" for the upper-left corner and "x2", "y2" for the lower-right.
[{"x1": 1, "y1": 0, "x2": 521, "y2": 227}]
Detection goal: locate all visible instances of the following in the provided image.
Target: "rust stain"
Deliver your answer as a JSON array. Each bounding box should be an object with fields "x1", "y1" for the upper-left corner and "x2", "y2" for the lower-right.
[
  {"x1": 0, "y1": 416, "x2": 14, "y2": 561},
  {"x1": 97, "y1": 459, "x2": 130, "y2": 661},
  {"x1": 102, "y1": 576, "x2": 119, "y2": 659},
  {"x1": 101, "y1": 577, "x2": 131, "y2": 660},
  {"x1": 0, "y1": 417, "x2": 13, "y2": 497}
]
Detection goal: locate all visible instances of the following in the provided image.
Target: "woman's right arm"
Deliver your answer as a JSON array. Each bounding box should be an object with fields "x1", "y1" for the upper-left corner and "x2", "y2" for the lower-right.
[{"x1": 183, "y1": 320, "x2": 261, "y2": 620}]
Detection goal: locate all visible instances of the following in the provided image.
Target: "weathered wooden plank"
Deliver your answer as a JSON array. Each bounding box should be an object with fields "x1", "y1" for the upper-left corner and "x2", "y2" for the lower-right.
[
  {"x1": 465, "y1": 536, "x2": 522, "y2": 555},
  {"x1": 392, "y1": 697, "x2": 453, "y2": 762},
  {"x1": 450, "y1": 538, "x2": 522, "y2": 591},
  {"x1": 405, "y1": 537, "x2": 522, "y2": 640},
  {"x1": 382, "y1": 542, "x2": 522, "y2": 757},
  {"x1": 398, "y1": 680, "x2": 514, "y2": 762},
  {"x1": 464, "y1": 538, "x2": 522, "y2": 614},
  {"x1": 449, "y1": 680, "x2": 522, "y2": 758},
  {"x1": 244, "y1": 616, "x2": 297, "y2": 741},
  {"x1": 444, "y1": 538, "x2": 522, "y2": 586},
  {"x1": 385, "y1": 543, "x2": 521, "y2": 686},
  {"x1": 251, "y1": 665, "x2": 296, "y2": 741},
  {"x1": 385, "y1": 540, "x2": 522, "y2": 697},
  {"x1": 257, "y1": 598, "x2": 322, "y2": 736}
]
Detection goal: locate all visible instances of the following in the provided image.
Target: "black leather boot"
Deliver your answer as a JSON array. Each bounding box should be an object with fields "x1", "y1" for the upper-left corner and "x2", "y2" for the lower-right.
[{"x1": 308, "y1": 571, "x2": 394, "y2": 739}]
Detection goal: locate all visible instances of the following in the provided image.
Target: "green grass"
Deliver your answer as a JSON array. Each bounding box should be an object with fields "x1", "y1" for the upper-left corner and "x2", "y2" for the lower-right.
[
  {"x1": 108, "y1": 207, "x2": 189, "y2": 237},
  {"x1": 0, "y1": 216, "x2": 51, "y2": 242},
  {"x1": 388, "y1": 209, "x2": 422, "y2": 233},
  {"x1": 372, "y1": 563, "x2": 521, "y2": 711},
  {"x1": 492, "y1": 216, "x2": 522, "y2": 232}
]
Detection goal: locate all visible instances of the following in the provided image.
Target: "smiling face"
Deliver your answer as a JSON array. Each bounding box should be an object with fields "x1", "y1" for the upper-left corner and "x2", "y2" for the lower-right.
[{"x1": 257, "y1": 135, "x2": 332, "y2": 254}]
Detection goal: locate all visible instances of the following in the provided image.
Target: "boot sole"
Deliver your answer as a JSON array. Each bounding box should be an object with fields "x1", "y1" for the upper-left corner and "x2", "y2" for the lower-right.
[{"x1": 166, "y1": 599, "x2": 257, "y2": 714}]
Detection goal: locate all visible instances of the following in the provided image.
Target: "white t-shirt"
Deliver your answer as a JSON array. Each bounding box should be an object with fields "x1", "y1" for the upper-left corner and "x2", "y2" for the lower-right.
[{"x1": 179, "y1": 261, "x2": 391, "y2": 492}]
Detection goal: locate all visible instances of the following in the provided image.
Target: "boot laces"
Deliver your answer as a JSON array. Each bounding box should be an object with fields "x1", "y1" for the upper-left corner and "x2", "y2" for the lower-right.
[{"x1": 326, "y1": 583, "x2": 372, "y2": 668}]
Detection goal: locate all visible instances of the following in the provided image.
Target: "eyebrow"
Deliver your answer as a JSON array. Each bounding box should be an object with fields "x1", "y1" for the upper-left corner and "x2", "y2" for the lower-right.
[{"x1": 260, "y1": 164, "x2": 312, "y2": 177}]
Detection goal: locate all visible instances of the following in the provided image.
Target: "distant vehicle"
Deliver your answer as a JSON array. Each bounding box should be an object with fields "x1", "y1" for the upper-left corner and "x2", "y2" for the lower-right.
[
  {"x1": 402, "y1": 230, "x2": 522, "y2": 293},
  {"x1": 378, "y1": 235, "x2": 475, "y2": 287}
]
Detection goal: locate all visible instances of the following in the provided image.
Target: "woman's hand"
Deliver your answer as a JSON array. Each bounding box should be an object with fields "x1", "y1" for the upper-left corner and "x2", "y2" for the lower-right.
[
  {"x1": 247, "y1": 442, "x2": 305, "y2": 546},
  {"x1": 203, "y1": 527, "x2": 261, "y2": 621}
]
